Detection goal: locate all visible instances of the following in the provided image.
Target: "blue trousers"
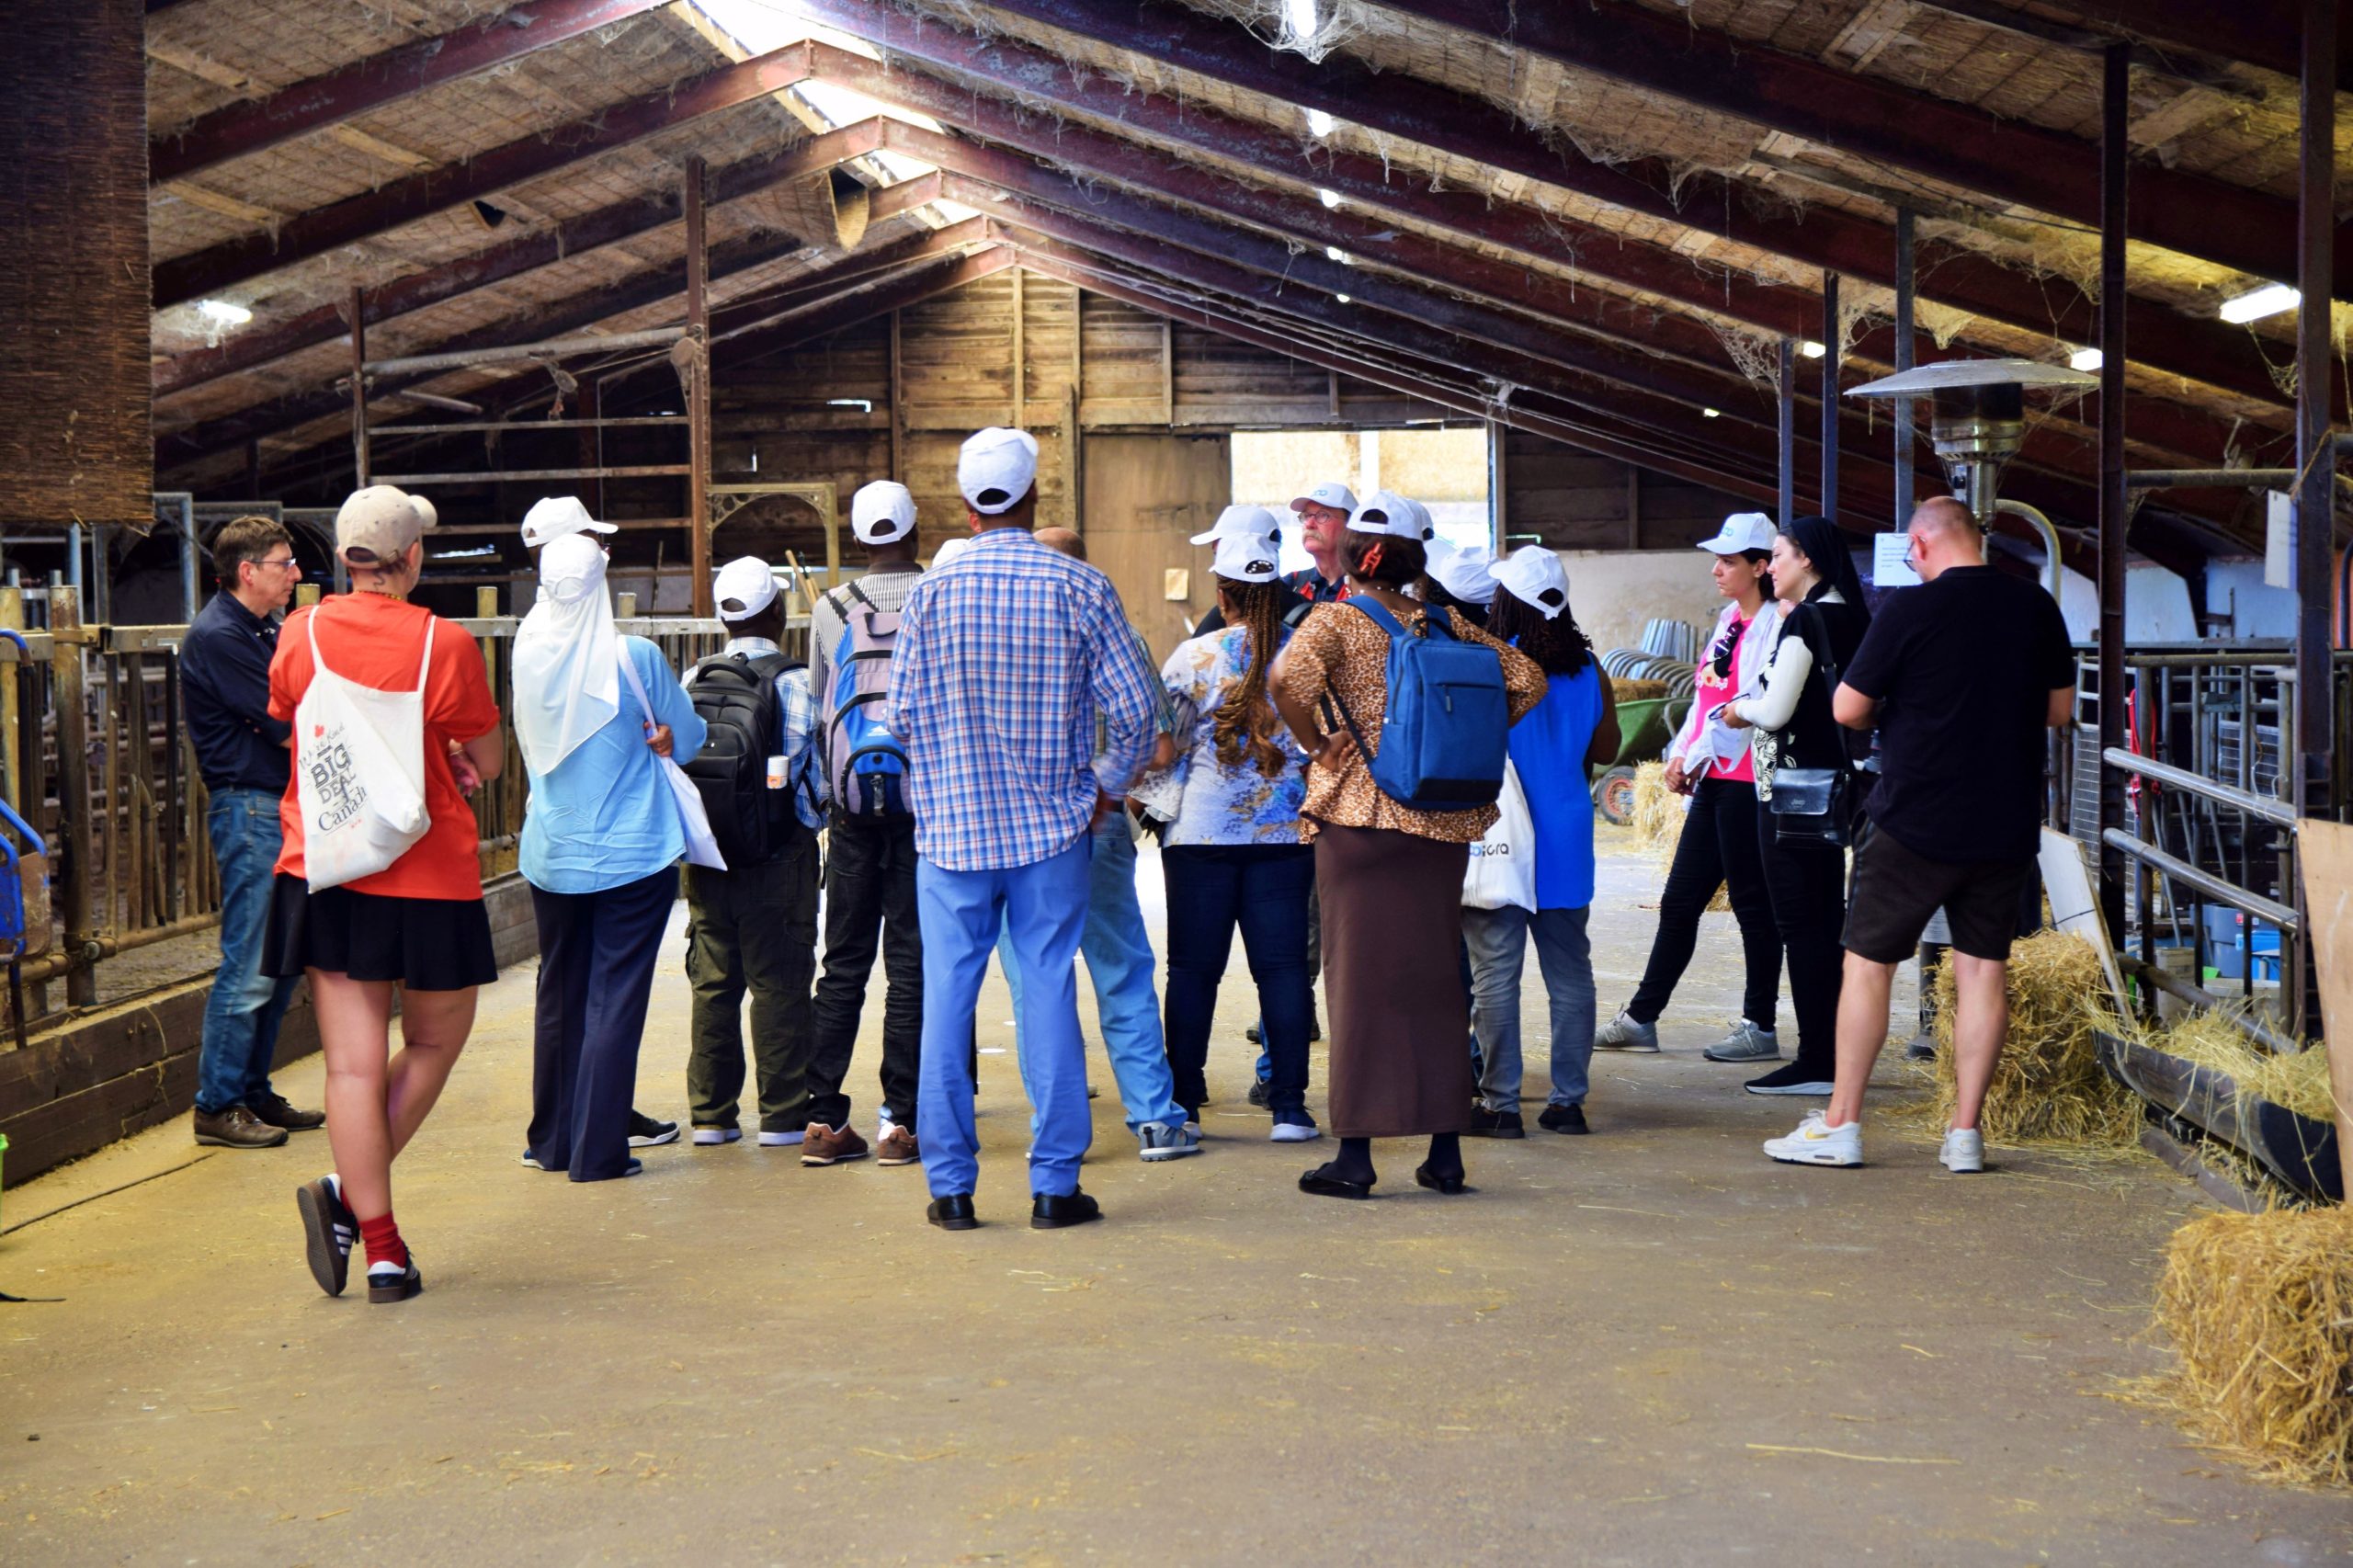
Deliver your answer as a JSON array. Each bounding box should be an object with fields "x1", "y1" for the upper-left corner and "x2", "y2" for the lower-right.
[
  {"x1": 195, "y1": 789, "x2": 301, "y2": 1115},
  {"x1": 917, "y1": 838, "x2": 1092, "y2": 1199},
  {"x1": 1162, "y1": 844, "x2": 1313, "y2": 1116},
  {"x1": 996, "y1": 820, "x2": 1184, "y2": 1135},
  {"x1": 527, "y1": 865, "x2": 677, "y2": 1181},
  {"x1": 1462, "y1": 904, "x2": 1597, "y2": 1112}
]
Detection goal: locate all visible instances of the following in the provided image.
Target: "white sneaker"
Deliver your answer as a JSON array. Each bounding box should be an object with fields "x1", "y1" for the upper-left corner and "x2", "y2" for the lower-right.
[
  {"x1": 690, "y1": 1126, "x2": 741, "y2": 1146},
  {"x1": 1939, "y1": 1127, "x2": 1985, "y2": 1173},
  {"x1": 756, "y1": 1130, "x2": 806, "y2": 1147},
  {"x1": 1138, "y1": 1121, "x2": 1201, "y2": 1162},
  {"x1": 1762, "y1": 1109, "x2": 1862, "y2": 1166}
]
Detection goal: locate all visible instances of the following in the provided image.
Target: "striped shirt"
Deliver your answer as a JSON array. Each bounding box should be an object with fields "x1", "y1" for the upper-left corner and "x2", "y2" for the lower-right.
[{"x1": 886, "y1": 528, "x2": 1159, "y2": 871}]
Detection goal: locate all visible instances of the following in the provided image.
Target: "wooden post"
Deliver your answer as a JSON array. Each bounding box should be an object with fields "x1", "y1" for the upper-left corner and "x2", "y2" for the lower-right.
[
  {"x1": 1818, "y1": 271, "x2": 1840, "y2": 518},
  {"x1": 1009, "y1": 263, "x2": 1026, "y2": 426},
  {"x1": 347, "y1": 286, "x2": 369, "y2": 490},
  {"x1": 685, "y1": 155, "x2": 714, "y2": 618},
  {"x1": 577, "y1": 378, "x2": 604, "y2": 519},
  {"x1": 887, "y1": 308, "x2": 904, "y2": 481},
  {"x1": 1776, "y1": 337, "x2": 1796, "y2": 528},
  {"x1": 1624, "y1": 465, "x2": 1642, "y2": 551},
  {"x1": 51, "y1": 587, "x2": 94, "y2": 1007},
  {"x1": 2297, "y1": 819, "x2": 2353, "y2": 1200},
  {"x1": 1158, "y1": 320, "x2": 1175, "y2": 426},
  {"x1": 2097, "y1": 42, "x2": 2133, "y2": 960}
]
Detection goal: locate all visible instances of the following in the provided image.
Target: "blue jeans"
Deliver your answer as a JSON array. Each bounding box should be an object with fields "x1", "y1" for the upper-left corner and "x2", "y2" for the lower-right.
[
  {"x1": 1161, "y1": 844, "x2": 1313, "y2": 1116},
  {"x1": 195, "y1": 789, "x2": 302, "y2": 1116},
  {"x1": 917, "y1": 839, "x2": 1092, "y2": 1199},
  {"x1": 997, "y1": 821, "x2": 1184, "y2": 1134},
  {"x1": 1461, "y1": 904, "x2": 1595, "y2": 1113}
]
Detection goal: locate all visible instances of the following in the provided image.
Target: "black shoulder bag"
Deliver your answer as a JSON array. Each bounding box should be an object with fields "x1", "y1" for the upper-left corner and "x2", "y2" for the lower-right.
[{"x1": 1767, "y1": 607, "x2": 1856, "y2": 847}]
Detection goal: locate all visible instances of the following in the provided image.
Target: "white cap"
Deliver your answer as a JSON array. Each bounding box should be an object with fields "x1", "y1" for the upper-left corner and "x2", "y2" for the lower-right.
[
  {"x1": 1495, "y1": 545, "x2": 1571, "y2": 619},
  {"x1": 1192, "y1": 503, "x2": 1283, "y2": 548},
  {"x1": 1401, "y1": 496, "x2": 1436, "y2": 540},
  {"x1": 1428, "y1": 541, "x2": 1497, "y2": 606},
  {"x1": 930, "y1": 536, "x2": 975, "y2": 570},
  {"x1": 537, "y1": 533, "x2": 608, "y2": 605},
  {"x1": 335, "y1": 484, "x2": 436, "y2": 564},
  {"x1": 1290, "y1": 481, "x2": 1358, "y2": 516},
  {"x1": 1346, "y1": 489, "x2": 1423, "y2": 539},
  {"x1": 712, "y1": 555, "x2": 780, "y2": 622},
  {"x1": 1697, "y1": 512, "x2": 1777, "y2": 555},
  {"x1": 850, "y1": 481, "x2": 917, "y2": 544},
  {"x1": 957, "y1": 426, "x2": 1040, "y2": 515},
  {"x1": 519, "y1": 494, "x2": 616, "y2": 549},
  {"x1": 1211, "y1": 532, "x2": 1281, "y2": 584}
]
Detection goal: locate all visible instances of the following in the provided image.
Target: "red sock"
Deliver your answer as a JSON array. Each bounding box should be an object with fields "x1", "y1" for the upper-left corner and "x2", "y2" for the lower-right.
[{"x1": 358, "y1": 1212, "x2": 407, "y2": 1272}]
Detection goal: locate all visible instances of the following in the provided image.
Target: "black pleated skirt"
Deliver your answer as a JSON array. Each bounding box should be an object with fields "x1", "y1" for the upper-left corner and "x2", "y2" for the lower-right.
[{"x1": 262, "y1": 873, "x2": 498, "y2": 992}]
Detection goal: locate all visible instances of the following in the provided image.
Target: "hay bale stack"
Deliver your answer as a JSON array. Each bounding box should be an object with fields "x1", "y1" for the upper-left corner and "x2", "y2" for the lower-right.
[
  {"x1": 2154, "y1": 1205, "x2": 2353, "y2": 1487},
  {"x1": 2143, "y1": 1012, "x2": 2340, "y2": 1124},
  {"x1": 1925, "y1": 931, "x2": 2139, "y2": 1145}
]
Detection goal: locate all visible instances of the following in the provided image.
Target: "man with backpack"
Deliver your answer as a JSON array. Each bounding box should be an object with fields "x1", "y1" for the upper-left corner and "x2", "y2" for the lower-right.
[
  {"x1": 681, "y1": 556, "x2": 828, "y2": 1151},
  {"x1": 803, "y1": 482, "x2": 926, "y2": 1169}
]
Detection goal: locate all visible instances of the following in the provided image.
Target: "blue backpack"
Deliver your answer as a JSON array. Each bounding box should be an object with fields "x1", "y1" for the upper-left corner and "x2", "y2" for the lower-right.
[
  {"x1": 824, "y1": 582, "x2": 914, "y2": 821},
  {"x1": 1328, "y1": 597, "x2": 1509, "y2": 811}
]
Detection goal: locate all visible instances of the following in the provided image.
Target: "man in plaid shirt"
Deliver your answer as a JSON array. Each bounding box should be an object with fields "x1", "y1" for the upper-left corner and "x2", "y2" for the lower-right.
[{"x1": 888, "y1": 427, "x2": 1160, "y2": 1232}]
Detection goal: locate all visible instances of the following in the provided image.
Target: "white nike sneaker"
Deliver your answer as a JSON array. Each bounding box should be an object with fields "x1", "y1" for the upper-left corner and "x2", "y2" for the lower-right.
[
  {"x1": 1938, "y1": 1127, "x2": 1985, "y2": 1174},
  {"x1": 1762, "y1": 1109, "x2": 1862, "y2": 1166}
]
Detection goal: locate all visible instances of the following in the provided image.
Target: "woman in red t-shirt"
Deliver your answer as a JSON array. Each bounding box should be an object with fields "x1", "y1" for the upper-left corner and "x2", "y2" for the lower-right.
[{"x1": 270, "y1": 487, "x2": 505, "y2": 1306}]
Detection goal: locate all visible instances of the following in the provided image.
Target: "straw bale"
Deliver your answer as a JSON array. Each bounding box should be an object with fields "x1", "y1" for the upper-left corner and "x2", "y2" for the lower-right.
[
  {"x1": 1919, "y1": 931, "x2": 2140, "y2": 1147},
  {"x1": 2139, "y1": 1011, "x2": 2341, "y2": 1126},
  {"x1": 2152, "y1": 1205, "x2": 2353, "y2": 1487}
]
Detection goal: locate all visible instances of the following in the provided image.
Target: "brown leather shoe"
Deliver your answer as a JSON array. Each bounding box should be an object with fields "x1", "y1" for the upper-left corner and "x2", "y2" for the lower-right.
[
  {"x1": 195, "y1": 1105, "x2": 290, "y2": 1149},
  {"x1": 248, "y1": 1091, "x2": 325, "y2": 1131},
  {"x1": 875, "y1": 1124, "x2": 920, "y2": 1166},
  {"x1": 800, "y1": 1121, "x2": 870, "y2": 1166}
]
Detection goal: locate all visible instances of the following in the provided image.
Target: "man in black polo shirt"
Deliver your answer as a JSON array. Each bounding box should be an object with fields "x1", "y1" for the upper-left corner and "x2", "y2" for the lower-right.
[
  {"x1": 1764, "y1": 497, "x2": 2075, "y2": 1173},
  {"x1": 181, "y1": 516, "x2": 320, "y2": 1148}
]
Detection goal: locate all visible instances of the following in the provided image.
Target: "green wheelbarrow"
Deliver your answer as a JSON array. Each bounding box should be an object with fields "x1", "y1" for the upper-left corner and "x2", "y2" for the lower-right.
[{"x1": 1591, "y1": 690, "x2": 1685, "y2": 826}]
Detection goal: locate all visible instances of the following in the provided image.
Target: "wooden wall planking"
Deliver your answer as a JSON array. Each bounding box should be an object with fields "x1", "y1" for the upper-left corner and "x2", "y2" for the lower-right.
[{"x1": 1501, "y1": 429, "x2": 1750, "y2": 551}]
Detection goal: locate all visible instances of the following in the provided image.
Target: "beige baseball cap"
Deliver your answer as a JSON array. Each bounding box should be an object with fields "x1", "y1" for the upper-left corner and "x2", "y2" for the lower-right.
[{"x1": 335, "y1": 484, "x2": 437, "y2": 565}]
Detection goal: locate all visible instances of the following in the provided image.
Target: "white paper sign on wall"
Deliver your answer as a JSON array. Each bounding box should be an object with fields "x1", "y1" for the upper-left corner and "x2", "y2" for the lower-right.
[
  {"x1": 2265, "y1": 490, "x2": 2292, "y2": 589},
  {"x1": 1872, "y1": 533, "x2": 1922, "y2": 588}
]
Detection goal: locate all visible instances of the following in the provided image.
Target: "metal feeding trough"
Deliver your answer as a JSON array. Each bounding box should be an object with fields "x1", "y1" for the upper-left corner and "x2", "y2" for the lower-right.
[
  {"x1": 2096, "y1": 1029, "x2": 2345, "y2": 1203},
  {"x1": 1847, "y1": 358, "x2": 2098, "y2": 598}
]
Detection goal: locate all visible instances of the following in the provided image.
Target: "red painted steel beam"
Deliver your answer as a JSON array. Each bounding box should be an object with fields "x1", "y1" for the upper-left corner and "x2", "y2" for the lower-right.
[
  {"x1": 155, "y1": 119, "x2": 890, "y2": 399},
  {"x1": 1953, "y1": 1, "x2": 2353, "y2": 90},
  {"x1": 150, "y1": 0, "x2": 668, "y2": 183},
  {"x1": 1363, "y1": 0, "x2": 2313, "y2": 290},
  {"x1": 784, "y1": 13, "x2": 2306, "y2": 428},
  {"x1": 153, "y1": 41, "x2": 813, "y2": 308}
]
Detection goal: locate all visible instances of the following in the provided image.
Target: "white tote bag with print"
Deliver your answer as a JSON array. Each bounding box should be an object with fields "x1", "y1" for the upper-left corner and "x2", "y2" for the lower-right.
[
  {"x1": 295, "y1": 610, "x2": 436, "y2": 892},
  {"x1": 615, "y1": 638, "x2": 727, "y2": 870},
  {"x1": 1461, "y1": 757, "x2": 1538, "y2": 913}
]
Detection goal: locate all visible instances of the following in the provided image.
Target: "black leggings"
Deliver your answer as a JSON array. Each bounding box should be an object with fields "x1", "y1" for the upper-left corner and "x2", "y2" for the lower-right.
[
  {"x1": 1626, "y1": 778, "x2": 1782, "y2": 1030},
  {"x1": 1756, "y1": 806, "x2": 1847, "y2": 1074}
]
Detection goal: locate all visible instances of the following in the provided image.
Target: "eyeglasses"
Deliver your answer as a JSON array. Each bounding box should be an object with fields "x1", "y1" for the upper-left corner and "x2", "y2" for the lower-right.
[{"x1": 255, "y1": 555, "x2": 299, "y2": 573}]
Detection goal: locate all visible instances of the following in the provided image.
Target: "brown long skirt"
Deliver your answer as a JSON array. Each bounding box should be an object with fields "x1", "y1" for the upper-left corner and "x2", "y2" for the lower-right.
[{"x1": 1315, "y1": 821, "x2": 1474, "y2": 1139}]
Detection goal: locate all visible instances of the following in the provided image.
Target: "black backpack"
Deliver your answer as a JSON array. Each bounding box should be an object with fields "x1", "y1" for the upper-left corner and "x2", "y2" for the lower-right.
[{"x1": 683, "y1": 650, "x2": 802, "y2": 869}]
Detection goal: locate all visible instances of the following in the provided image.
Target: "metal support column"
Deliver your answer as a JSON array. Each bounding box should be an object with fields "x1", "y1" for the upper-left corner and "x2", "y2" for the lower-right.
[
  {"x1": 685, "y1": 156, "x2": 715, "y2": 618},
  {"x1": 1893, "y1": 211, "x2": 1916, "y2": 526},
  {"x1": 2097, "y1": 41, "x2": 2131, "y2": 951},
  {"x1": 51, "y1": 587, "x2": 94, "y2": 1008},
  {"x1": 347, "y1": 286, "x2": 369, "y2": 492},
  {"x1": 2292, "y1": 0, "x2": 2338, "y2": 1032},
  {"x1": 1819, "y1": 274, "x2": 1840, "y2": 519},
  {"x1": 1776, "y1": 336, "x2": 1796, "y2": 528}
]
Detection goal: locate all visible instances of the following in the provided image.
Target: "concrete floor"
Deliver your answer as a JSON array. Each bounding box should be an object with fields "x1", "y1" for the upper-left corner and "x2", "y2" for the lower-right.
[{"x1": 4, "y1": 834, "x2": 2348, "y2": 1566}]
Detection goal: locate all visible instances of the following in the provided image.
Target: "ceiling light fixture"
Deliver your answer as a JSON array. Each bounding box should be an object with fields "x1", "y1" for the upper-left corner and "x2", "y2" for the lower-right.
[
  {"x1": 1305, "y1": 108, "x2": 1335, "y2": 137},
  {"x1": 1800, "y1": 340, "x2": 1826, "y2": 359},
  {"x1": 2067, "y1": 347, "x2": 2103, "y2": 372},
  {"x1": 2219, "y1": 281, "x2": 2299, "y2": 324},
  {"x1": 1336, "y1": 292, "x2": 1350, "y2": 303},
  {"x1": 1284, "y1": 0, "x2": 1319, "y2": 41},
  {"x1": 1702, "y1": 407, "x2": 1721, "y2": 418},
  {"x1": 197, "y1": 299, "x2": 252, "y2": 327},
  {"x1": 1317, "y1": 187, "x2": 1342, "y2": 210},
  {"x1": 1325, "y1": 246, "x2": 1353, "y2": 265}
]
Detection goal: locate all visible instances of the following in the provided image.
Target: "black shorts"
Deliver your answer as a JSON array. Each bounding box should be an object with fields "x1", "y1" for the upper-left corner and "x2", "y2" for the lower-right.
[
  {"x1": 1841, "y1": 819, "x2": 2035, "y2": 964},
  {"x1": 262, "y1": 873, "x2": 499, "y2": 992}
]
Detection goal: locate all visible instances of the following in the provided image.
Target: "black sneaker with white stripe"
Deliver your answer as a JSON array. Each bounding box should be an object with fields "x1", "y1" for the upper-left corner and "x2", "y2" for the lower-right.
[
  {"x1": 295, "y1": 1175, "x2": 356, "y2": 1297},
  {"x1": 627, "y1": 1110, "x2": 680, "y2": 1148}
]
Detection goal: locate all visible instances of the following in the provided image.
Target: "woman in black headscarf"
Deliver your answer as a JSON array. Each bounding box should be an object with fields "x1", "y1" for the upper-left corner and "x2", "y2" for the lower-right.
[{"x1": 1721, "y1": 516, "x2": 1872, "y2": 1097}]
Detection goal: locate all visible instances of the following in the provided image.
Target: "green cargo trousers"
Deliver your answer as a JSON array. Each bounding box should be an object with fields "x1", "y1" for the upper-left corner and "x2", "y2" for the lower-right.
[{"x1": 684, "y1": 835, "x2": 820, "y2": 1134}]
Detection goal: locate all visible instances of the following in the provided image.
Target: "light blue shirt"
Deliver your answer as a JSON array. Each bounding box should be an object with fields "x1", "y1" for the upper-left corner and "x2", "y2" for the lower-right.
[{"x1": 520, "y1": 636, "x2": 708, "y2": 894}]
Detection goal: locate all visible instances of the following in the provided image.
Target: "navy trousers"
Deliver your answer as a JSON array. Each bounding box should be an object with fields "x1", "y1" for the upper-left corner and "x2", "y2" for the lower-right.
[{"x1": 527, "y1": 865, "x2": 677, "y2": 1182}]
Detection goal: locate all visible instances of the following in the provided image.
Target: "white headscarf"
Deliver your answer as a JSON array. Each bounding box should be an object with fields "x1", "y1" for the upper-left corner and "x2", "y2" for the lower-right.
[{"x1": 512, "y1": 533, "x2": 619, "y2": 775}]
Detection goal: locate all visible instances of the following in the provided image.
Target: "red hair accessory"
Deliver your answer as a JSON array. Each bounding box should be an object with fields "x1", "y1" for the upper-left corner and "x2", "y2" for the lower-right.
[{"x1": 1361, "y1": 541, "x2": 1385, "y2": 574}]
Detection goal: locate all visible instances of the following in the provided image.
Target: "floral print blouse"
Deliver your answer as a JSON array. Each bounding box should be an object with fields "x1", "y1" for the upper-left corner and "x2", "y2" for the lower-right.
[{"x1": 1136, "y1": 626, "x2": 1310, "y2": 846}]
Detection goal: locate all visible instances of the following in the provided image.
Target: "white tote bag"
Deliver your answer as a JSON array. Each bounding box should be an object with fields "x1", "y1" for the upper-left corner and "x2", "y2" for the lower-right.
[
  {"x1": 615, "y1": 638, "x2": 727, "y2": 871},
  {"x1": 295, "y1": 609, "x2": 436, "y2": 892},
  {"x1": 1462, "y1": 756, "x2": 1538, "y2": 913}
]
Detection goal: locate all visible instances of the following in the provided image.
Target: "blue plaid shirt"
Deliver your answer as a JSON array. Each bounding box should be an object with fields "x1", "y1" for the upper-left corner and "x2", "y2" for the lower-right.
[{"x1": 887, "y1": 528, "x2": 1159, "y2": 871}]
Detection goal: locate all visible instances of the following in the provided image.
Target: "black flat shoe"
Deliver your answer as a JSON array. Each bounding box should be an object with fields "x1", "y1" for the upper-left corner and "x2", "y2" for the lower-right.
[
  {"x1": 1298, "y1": 1163, "x2": 1373, "y2": 1200},
  {"x1": 927, "y1": 1194, "x2": 978, "y2": 1231},
  {"x1": 294, "y1": 1177, "x2": 353, "y2": 1298},
  {"x1": 1467, "y1": 1106, "x2": 1524, "y2": 1139},
  {"x1": 1031, "y1": 1189, "x2": 1102, "y2": 1230},
  {"x1": 1538, "y1": 1103, "x2": 1590, "y2": 1135},
  {"x1": 1414, "y1": 1165, "x2": 1472, "y2": 1195}
]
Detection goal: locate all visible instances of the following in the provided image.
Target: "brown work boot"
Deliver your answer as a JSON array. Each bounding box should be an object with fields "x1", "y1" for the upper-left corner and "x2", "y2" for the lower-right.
[
  {"x1": 195, "y1": 1105, "x2": 289, "y2": 1149},
  {"x1": 800, "y1": 1121, "x2": 870, "y2": 1166},
  {"x1": 875, "y1": 1124, "x2": 920, "y2": 1166},
  {"x1": 247, "y1": 1091, "x2": 325, "y2": 1131}
]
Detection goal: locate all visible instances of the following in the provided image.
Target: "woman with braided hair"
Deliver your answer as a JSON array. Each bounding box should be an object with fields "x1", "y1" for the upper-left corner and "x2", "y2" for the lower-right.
[{"x1": 1142, "y1": 525, "x2": 1323, "y2": 1142}]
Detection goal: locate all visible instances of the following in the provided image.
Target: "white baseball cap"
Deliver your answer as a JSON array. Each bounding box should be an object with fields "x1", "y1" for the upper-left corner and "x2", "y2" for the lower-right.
[
  {"x1": 1211, "y1": 532, "x2": 1282, "y2": 584},
  {"x1": 1495, "y1": 545, "x2": 1571, "y2": 619},
  {"x1": 712, "y1": 555, "x2": 780, "y2": 622},
  {"x1": 519, "y1": 494, "x2": 616, "y2": 549},
  {"x1": 1346, "y1": 489, "x2": 1423, "y2": 538},
  {"x1": 1696, "y1": 512, "x2": 1777, "y2": 555},
  {"x1": 537, "y1": 533, "x2": 609, "y2": 605},
  {"x1": 1427, "y1": 541, "x2": 1497, "y2": 606},
  {"x1": 335, "y1": 484, "x2": 436, "y2": 564},
  {"x1": 957, "y1": 426, "x2": 1040, "y2": 515},
  {"x1": 1399, "y1": 496, "x2": 1436, "y2": 540},
  {"x1": 1192, "y1": 503, "x2": 1283, "y2": 548},
  {"x1": 1290, "y1": 481, "x2": 1358, "y2": 516},
  {"x1": 850, "y1": 480, "x2": 917, "y2": 544},
  {"x1": 930, "y1": 536, "x2": 975, "y2": 570}
]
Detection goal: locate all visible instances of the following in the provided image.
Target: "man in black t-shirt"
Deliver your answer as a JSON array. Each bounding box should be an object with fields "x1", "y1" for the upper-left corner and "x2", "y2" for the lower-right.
[{"x1": 1764, "y1": 498, "x2": 2075, "y2": 1174}]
